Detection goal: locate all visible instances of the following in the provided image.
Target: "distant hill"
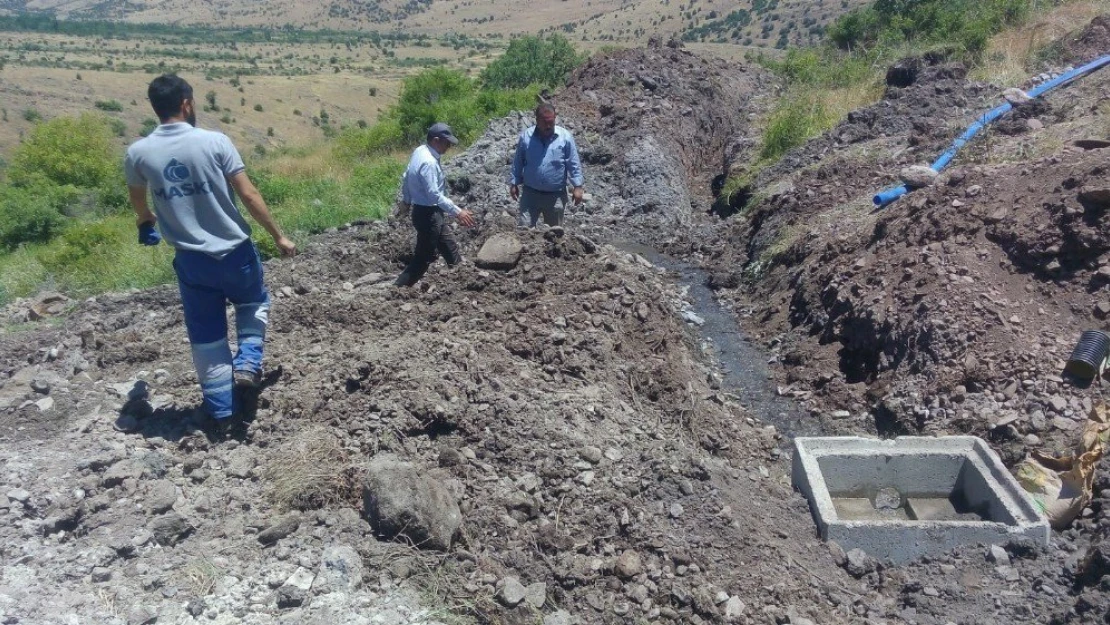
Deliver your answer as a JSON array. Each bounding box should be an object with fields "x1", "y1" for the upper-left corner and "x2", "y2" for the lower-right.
[{"x1": 1, "y1": 0, "x2": 869, "y2": 49}]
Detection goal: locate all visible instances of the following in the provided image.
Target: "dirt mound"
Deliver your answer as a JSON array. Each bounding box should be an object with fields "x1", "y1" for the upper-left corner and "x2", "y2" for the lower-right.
[{"x1": 1049, "y1": 13, "x2": 1110, "y2": 66}]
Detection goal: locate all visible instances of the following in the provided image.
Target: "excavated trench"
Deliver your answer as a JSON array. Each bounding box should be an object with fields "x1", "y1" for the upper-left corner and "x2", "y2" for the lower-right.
[{"x1": 614, "y1": 240, "x2": 821, "y2": 441}]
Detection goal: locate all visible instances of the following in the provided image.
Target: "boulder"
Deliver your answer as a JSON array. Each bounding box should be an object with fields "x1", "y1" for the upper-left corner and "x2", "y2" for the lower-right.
[
  {"x1": 476, "y1": 233, "x2": 524, "y2": 270},
  {"x1": 362, "y1": 454, "x2": 462, "y2": 551},
  {"x1": 900, "y1": 165, "x2": 938, "y2": 189}
]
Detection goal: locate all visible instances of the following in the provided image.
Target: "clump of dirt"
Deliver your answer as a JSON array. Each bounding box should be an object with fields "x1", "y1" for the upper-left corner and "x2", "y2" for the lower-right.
[{"x1": 1045, "y1": 13, "x2": 1110, "y2": 66}]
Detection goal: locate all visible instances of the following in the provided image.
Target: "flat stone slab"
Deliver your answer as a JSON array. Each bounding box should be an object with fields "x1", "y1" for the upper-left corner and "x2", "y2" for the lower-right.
[
  {"x1": 476, "y1": 233, "x2": 523, "y2": 270},
  {"x1": 792, "y1": 436, "x2": 1049, "y2": 563}
]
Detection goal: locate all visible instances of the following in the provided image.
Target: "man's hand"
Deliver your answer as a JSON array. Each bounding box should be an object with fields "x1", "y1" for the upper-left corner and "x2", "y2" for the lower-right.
[
  {"x1": 572, "y1": 186, "x2": 584, "y2": 206},
  {"x1": 137, "y1": 220, "x2": 161, "y2": 246},
  {"x1": 274, "y1": 236, "x2": 297, "y2": 257},
  {"x1": 456, "y1": 209, "x2": 475, "y2": 228},
  {"x1": 509, "y1": 185, "x2": 520, "y2": 201}
]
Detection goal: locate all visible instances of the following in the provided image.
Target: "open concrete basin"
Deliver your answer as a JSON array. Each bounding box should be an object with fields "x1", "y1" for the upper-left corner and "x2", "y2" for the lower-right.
[{"x1": 792, "y1": 436, "x2": 1050, "y2": 563}]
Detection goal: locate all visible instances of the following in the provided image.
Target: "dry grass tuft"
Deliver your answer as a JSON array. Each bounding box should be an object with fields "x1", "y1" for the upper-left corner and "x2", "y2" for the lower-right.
[
  {"x1": 263, "y1": 427, "x2": 354, "y2": 510},
  {"x1": 975, "y1": 0, "x2": 1110, "y2": 85}
]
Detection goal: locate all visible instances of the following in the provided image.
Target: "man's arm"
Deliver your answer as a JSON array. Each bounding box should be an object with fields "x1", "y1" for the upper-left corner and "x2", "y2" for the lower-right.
[
  {"x1": 228, "y1": 172, "x2": 297, "y2": 257},
  {"x1": 509, "y1": 132, "x2": 526, "y2": 201},
  {"x1": 129, "y1": 186, "x2": 156, "y2": 225},
  {"x1": 566, "y1": 135, "x2": 585, "y2": 205}
]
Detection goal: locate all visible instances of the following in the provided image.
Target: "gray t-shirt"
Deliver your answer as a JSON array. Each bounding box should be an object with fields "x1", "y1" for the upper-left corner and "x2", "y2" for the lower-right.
[{"x1": 124, "y1": 123, "x2": 251, "y2": 259}]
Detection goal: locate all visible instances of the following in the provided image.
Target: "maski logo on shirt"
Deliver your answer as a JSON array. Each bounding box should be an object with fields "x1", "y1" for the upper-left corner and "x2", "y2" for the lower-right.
[
  {"x1": 154, "y1": 158, "x2": 215, "y2": 200},
  {"x1": 163, "y1": 159, "x2": 190, "y2": 183}
]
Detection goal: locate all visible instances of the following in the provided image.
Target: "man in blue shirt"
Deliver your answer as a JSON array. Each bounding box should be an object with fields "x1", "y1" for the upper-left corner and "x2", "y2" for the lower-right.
[
  {"x1": 125, "y1": 74, "x2": 295, "y2": 429},
  {"x1": 395, "y1": 122, "x2": 475, "y2": 287},
  {"x1": 509, "y1": 103, "x2": 586, "y2": 228}
]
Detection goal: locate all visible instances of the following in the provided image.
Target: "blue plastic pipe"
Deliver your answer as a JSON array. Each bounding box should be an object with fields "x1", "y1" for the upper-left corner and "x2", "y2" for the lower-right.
[{"x1": 873, "y1": 53, "x2": 1110, "y2": 207}]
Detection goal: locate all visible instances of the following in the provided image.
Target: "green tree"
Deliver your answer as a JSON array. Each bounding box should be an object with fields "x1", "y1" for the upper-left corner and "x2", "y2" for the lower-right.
[
  {"x1": 394, "y1": 68, "x2": 479, "y2": 142},
  {"x1": 480, "y1": 33, "x2": 582, "y2": 89},
  {"x1": 8, "y1": 113, "x2": 118, "y2": 189}
]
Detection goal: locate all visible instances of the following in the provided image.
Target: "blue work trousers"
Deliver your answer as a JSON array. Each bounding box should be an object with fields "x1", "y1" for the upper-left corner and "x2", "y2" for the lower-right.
[{"x1": 173, "y1": 240, "x2": 271, "y2": 419}]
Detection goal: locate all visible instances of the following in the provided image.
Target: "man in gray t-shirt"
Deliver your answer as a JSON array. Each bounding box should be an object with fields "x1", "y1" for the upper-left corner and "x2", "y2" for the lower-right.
[{"x1": 124, "y1": 74, "x2": 295, "y2": 431}]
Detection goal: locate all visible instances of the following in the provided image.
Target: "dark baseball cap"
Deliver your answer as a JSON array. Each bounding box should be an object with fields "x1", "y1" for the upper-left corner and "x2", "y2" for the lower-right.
[{"x1": 427, "y1": 122, "x2": 459, "y2": 145}]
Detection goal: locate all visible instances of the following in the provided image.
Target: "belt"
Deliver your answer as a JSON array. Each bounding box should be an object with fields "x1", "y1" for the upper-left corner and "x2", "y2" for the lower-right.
[
  {"x1": 412, "y1": 203, "x2": 439, "y2": 210},
  {"x1": 523, "y1": 185, "x2": 563, "y2": 195}
]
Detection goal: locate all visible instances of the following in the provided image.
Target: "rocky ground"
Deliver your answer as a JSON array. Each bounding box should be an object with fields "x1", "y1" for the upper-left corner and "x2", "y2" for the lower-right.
[{"x1": 2, "y1": 22, "x2": 1110, "y2": 625}]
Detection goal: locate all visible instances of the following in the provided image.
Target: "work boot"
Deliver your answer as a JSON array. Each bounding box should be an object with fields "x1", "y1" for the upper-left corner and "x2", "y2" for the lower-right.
[{"x1": 233, "y1": 369, "x2": 262, "y2": 389}]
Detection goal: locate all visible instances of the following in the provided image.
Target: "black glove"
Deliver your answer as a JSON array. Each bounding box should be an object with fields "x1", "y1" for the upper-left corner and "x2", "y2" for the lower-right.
[{"x1": 138, "y1": 221, "x2": 161, "y2": 246}]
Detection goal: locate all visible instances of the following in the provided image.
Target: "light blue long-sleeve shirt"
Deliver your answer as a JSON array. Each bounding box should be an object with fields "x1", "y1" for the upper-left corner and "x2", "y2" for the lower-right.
[
  {"x1": 400, "y1": 144, "x2": 460, "y2": 215},
  {"x1": 510, "y1": 125, "x2": 585, "y2": 193}
]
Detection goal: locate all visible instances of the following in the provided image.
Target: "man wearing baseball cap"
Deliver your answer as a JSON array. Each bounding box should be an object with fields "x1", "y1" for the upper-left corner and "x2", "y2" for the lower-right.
[{"x1": 395, "y1": 122, "x2": 475, "y2": 287}]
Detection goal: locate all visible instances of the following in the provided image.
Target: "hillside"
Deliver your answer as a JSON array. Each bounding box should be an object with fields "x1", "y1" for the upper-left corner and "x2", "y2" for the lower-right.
[
  {"x1": 2, "y1": 6, "x2": 1110, "y2": 625},
  {"x1": 2, "y1": 0, "x2": 867, "y2": 47}
]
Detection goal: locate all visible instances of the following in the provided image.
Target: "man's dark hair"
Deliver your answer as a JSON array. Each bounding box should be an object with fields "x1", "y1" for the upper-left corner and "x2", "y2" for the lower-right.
[
  {"x1": 147, "y1": 74, "x2": 193, "y2": 121},
  {"x1": 535, "y1": 102, "x2": 556, "y2": 117}
]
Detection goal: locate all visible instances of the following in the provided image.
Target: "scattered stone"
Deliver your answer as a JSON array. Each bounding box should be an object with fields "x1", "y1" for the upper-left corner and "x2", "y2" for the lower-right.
[
  {"x1": 615, "y1": 550, "x2": 643, "y2": 580},
  {"x1": 988, "y1": 544, "x2": 1011, "y2": 566},
  {"x1": 258, "y1": 515, "x2": 301, "y2": 545},
  {"x1": 127, "y1": 607, "x2": 157, "y2": 625},
  {"x1": 29, "y1": 378, "x2": 51, "y2": 394},
  {"x1": 1094, "y1": 302, "x2": 1110, "y2": 319},
  {"x1": 724, "y1": 596, "x2": 746, "y2": 621},
  {"x1": 525, "y1": 582, "x2": 547, "y2": 609},
  {"x1": 874, "y1": 488, "x2": 901, "y2": 510},
  {"x1": 845, "y1": 549, "x2": 876, "y2": 577},
  {"x1": 1002, "y1": 88, "x2": 1032, "y2": 104},
  {"x1": 900, "y1": 165, "x2": 938, "y2": 188},
  {"x1": 285, "y1": 567, "x2": 316, "y2": 591},
  {"x1": 225, "y1": 450, "x2": 256, "y2": 479},
  {"x1": 28, "y1": 292, "x2": 71, "y2": 320},
  {"x1": 91, "y1": 567, "x2": 112, "y2": 582},
  {"x1": 476, "y1": 233, "x2": 524, "y2": 270},
  {"x1": 498, "y1": 577, "x2": 527, "y2": 607},
  {"x1": 6, "y1": 488, "x2": 30, "y2": 503},
  {"x1": 362, "y1": 454, "x2": 462, "y2": 551},
  {"x1": 276, "y1": 585, "x2": 307, "y2": 609},
  {"x1": 186, "y1": 599, "x2": 205, "y2": 617},
  {"x1": 33, "y1": 397, "x2": 54, "y2": 412},
  {"x1": 544, "y1": 610, "x2": 576, "y2": 625},
  {"x1": 669, "y1": 503, "x2": 684, "y2": 518},
  {"x1": 579, "y1": 446, "x2": 603, "y2": 464},
  {"x1": 145, "y1": 480, "x2": 177, "y2": 514},
  {"x1": 150, "y1": 513, "x2": 193, "y2": 546},
  {"x1": 314, "y1": 545, "x2": 364, "y2": 594},
  {"x1": 682, "y1": 311, "x2": 706, "y2": 326}
]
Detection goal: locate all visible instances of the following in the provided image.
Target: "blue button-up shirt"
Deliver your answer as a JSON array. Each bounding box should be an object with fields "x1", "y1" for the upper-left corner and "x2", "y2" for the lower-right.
[
  {"x1": 401, "y1": 144, "x2": 460, "y2": 216},
  {"x1": 510, "y1": 125, "x2": 585, "y2": 193}
]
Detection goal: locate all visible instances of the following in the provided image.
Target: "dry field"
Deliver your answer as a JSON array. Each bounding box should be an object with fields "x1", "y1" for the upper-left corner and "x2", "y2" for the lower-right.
[{"x1": 0, "y1": 27, "x2": 500, "y2": 157}]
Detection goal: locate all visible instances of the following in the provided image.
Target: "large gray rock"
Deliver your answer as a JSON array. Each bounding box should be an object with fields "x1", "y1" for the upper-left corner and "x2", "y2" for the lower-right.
[
  {"x1": 362, "y1": 455, "x2": 462, "y2": 551},
  {"x1": 900, "y1": 165, "x2": 938, "y2": 189},
  {"x1": 476, "y1": 233, "x2": 524, "y2": 270}
]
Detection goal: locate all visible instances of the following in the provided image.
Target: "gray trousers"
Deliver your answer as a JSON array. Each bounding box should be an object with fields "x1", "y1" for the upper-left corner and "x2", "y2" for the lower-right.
[{"x1": 519, "y1": 186, "x2": 568, "y2": 228}]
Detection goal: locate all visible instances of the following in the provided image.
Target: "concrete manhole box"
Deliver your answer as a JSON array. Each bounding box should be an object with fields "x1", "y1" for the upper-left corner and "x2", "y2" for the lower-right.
[{"x1": 792, "y1": 436, "x2": 1050, "y2": 563}]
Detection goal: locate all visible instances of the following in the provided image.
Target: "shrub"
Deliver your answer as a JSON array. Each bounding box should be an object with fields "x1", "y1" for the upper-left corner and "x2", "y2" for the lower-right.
[
  {"x1": 760, "y1": 96, "x2": 836, "y2": 161},
  {"x1": 479, "y1": 33, "x2": 583, "y2": 89},
  {"x1": 0, "y1": 185, "x2": 67, "y2": 250},
  {"x1": 94, "y1": 99, "x2": 123, "y2": 112},
  {"x1": 7, "y1": 113, "x2": 119, "y2": 189},
  {"x1": 827, "y1": 0, "x2": 1031, "y2": 58},
  {"x1": 23, "y1": 109, "x2": 42, "y2": 122},
  {"x1": 140, "y1": 118, "x2": 158, "y2": 137},
  {"x1": 334, "y1": 117, "x2": 406, "y2": 159}
]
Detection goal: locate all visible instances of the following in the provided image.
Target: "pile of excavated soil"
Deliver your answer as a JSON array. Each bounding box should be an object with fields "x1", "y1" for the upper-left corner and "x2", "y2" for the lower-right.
[{"x1": 3, "y1": 21, "x2": 1110, "y2": 625}]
